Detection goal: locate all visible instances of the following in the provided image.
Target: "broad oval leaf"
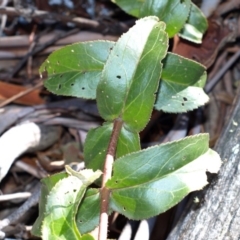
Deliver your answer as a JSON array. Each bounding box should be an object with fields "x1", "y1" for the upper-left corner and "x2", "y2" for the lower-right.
[
  {"x1": 107, "y1": 134, "x2": 221, "y2": 219},
  {"x1": 40, "y1": 41, "x2": 115, "y2": 99},
  {"x1": 40, "y1": 168, "x2": 101, "y2": 240},
  {"x1": 116, "y1": 126, "x2": 140, "y2": 158},
  {"x1": 108, "y1": 134, "x2": 209, "y2": 189},
  {"x1": 179, "y1": 3, "x2": 208, "y2": 44},
  {"x1": 155, "y1": 81, "x2": 209, "y2": 113},
  {"x1": 112, "y1": 0, "x2": 191, "y2": 37},
  {"x1": 65, "y1": 165, "x2": 102, "y2": 184},
  {"x1": 76, "y1": 189, "x2": 100, "y2": 234},
  {"x1": 112, "y1": 0, "x2": 142, "y2": 16},
  {"x1": 97, "y1": 16, "x2": 168, "y2": 131},
  {"x1": 155, "y1": 53, "x2": 209, "y2": 112},
  {"x1": 161, "y1": 53, "x2": 206, "y2": 85},
  {"x1": 31, "y1": 172, "x2": 67, "y2": 237},
  {"x1": 84, "y1": 122, "x2": 140, "y2": 171},
  {"x1": 84, "y1": 123, "x2": 112, "y2": 171}
]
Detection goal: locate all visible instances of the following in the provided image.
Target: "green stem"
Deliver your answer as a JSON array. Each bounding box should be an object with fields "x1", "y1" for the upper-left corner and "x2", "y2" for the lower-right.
[{"x1": 98, "y1": 118, "x2": 123, "y2": 240}]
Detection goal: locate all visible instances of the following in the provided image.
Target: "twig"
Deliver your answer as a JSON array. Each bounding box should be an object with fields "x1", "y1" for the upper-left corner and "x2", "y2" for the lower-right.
[
  {"x1": 205, "y1": 50, "x2": 240, "y2": 93},
  {"x1": 98, "y1": 118, "x2": 123, "y2": 240},
  {"x1": 27, "y1": 25, "x2": 37, "y2": 78},
  {"x1": 0, "y1": 122, "x2": 62, "y2": 181},
  {"x1": 0, "y1": 31, "x2": 118, "y2": 49},
  {"x1": 118, "y1": 220, "x2": 139, "y2": 240},
  {"x1": 43, "y1": 117, "x2": 99, "y2": 130},
  {"x1": 0, "y1": 192, "x2": 31, "y2": 202},
  {"x1": 134, "y1": 218, "x2": 156, "y2": 240},
  {"x1": 207, "y1": 51, "x2": 228, "y2": 80},
  {"x1": 0, "y1": 182, "x2": 41, "y2": 230},
  {"x1": 10, "y1": 28, "x2": 79, "y2": 77},
  {"x1": 215, "y1": 0, "x2": 240, "y2": 16},
  {"x1": 200, "y1": 0, "x2": 221, "y2": 17},
  {"x1": 14, "y1": 160, "x2": 46, "y2": 179},
  {"x1": 0, "y1": 7, "x2": 99, "y2": 28},
  {"x1": 190, "y1": 108, "x2": 204, "y2": 135},
  {"x1": 0, "y1": 0, "x2": 8, "y2": 36},
  {"x1": 162, "y1": 113, "x2": 189, "y2": 143}
]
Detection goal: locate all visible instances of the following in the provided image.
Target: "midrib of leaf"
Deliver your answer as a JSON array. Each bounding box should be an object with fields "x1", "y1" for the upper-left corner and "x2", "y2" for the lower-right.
[
  {"x1": 122, "y1": 29, "x2": 164, "y2": 116},
  {"x1": 159, "y1": 138, "x2": 203, "y2": 170},
  {"x1": 162, "y1": 74, "x2": 203, "y2": 86},
  {"x1": 119, "y1": 38, "x2": 154, "y2": 118},
  {"x1": 109, "y1": 171, "x2": 190, "y2": 191},
  {"x1": 49, "y1": 70, "x2": 101, "y2": 81},
  {"x1": 43, "y1": 179, "x2": 83, "y2": 239},
  {"x1": 41, "y1": 169, "x2": 101, "y2": 239},
  {"x1": 140, "y1": 1, "x2": 189, "y2": 28},
  {"x1": 40, "y1": 40, "x2": 112, "y2": 75},
  {"x1": 51, "y1": 67, "x2": 102, "y2": 72},
  {"x1": 84, "y1": 41, "x2": 114, "y2": 66},
  {"x1": 118, "y1": 35, "x2": 138, "y2": 115},
  {"x1": 160, "y1": 1, "x2": 179, "y2": 20},
  {"x1": 97, "y1": 17, "x2": 166, "y2": 124},
  {"x1": 51, "y1": 212, "x2": 80, "y2": 239},
  {"x1": 107, "y1": 134, "x2": 208, "y2": 190},
  {"x1": 46, "y1": 64, "x2": 103, "y2": 74}
]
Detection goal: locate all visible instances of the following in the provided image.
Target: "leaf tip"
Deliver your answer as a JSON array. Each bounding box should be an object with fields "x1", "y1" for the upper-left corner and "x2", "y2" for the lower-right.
[{"x1": 206, "y1": 150, "x2": 222, "y2": 174}]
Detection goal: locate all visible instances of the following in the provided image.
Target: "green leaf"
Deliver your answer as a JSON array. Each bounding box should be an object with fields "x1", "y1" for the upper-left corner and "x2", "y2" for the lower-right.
[
  {"x1": 31, "y1": 172, "x2": 67, "y2": 237},
  {"x1": 65, "y1": 165, "x2": 102, "y2": 184},
  {"x1": 40, "y1": 41, "x2": 115, "y2": 99},
  {"x1": 112, "y1": 0, "x2": 191, "y2": 37},
  {"x1": 155, "y1": 53, "x2": 209, "y2": 112},
  {"x1": 155, "y1": 82, "x2": 209, "y2": 113},
  {"x1": 84, "y1": 123, "x2": 140, "y2": 172},
  {"x1": 161, "y1": 53, "x2": 206, "y2": 85},
  {"x1": 107, "y1": 134, "x2": 221, "y2": 219},
  {"x1": 76, "y1": 189, "x2": 100, "y2": 234},
  {"x1": 84, "y1": 123, "x2": 111, "y2": 171},
  {"x1": 116, "y1": 125, "x2": 140, "y2": 159},
  {"x1": 112, "y1": 0, "x2": 142, "y2": 17},
  {"x1": 179, "y1": 3, "x2": 208, "y2": 43},
  {"x1": 194, "y1": 71, "x2": 207, "y2": 88},
  {"x1": 40, "y1": 168, "x2": 101, "y2": 239},
  {"x1": 97, "y1": 16, "x2": 168, "y2": 131},
  {"x1": 108, "y1": 134, "x2": 209, "y2": 188}
]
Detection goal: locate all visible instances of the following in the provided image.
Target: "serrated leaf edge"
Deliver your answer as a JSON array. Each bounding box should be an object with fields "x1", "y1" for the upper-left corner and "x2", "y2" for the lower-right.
[
  {"x1": 39, "y1": 40, "x2": 116, "y2": 77},
  {"x1": 155, "y1": 86, "x2": 209, "y2": 113},
  {"x1": 113, "y1": 133, "x2": 209, "y2": 164},
  {"x1": 41, "y1": 176, "x2": 83, "y2": 239},
  {"x1": 109, "y1": 148, "x2": 221, "y2": 220}
]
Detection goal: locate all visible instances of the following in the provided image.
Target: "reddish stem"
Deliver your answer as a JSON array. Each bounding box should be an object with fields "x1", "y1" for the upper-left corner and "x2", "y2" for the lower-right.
[{"x1": 98, "y1": 118, "x2": 123, "y2": 240}]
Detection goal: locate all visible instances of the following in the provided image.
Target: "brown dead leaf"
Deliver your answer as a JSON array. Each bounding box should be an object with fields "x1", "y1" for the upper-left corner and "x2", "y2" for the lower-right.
[
  {"x1": 0, "y1": 81, "x2": 44, "y2": 105},
  {"x1": 173, "y1": 18, "x2": 235, "y2": 68}
]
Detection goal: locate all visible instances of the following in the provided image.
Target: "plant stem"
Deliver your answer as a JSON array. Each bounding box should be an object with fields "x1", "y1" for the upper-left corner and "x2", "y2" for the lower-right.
[{"x1": 98, "y1": 118, "x2": 123, "y2": 240}]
